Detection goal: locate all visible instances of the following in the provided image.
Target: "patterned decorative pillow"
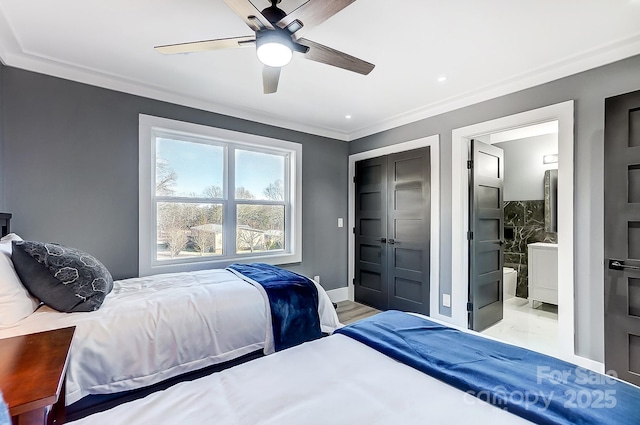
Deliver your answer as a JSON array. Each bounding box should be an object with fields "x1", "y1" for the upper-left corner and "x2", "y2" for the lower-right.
[{"x1": 11, "y1": 241, "x2": 113, "y2": 312}]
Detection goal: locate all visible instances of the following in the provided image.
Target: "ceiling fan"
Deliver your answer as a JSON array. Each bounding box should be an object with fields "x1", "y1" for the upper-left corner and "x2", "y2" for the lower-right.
[{"x1": 154, "y1": 0, "x2": 375, "y2": 94}]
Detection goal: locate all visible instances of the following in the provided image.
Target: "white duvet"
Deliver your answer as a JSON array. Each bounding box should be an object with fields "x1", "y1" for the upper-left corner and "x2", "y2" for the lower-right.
[
  {"x1": 69, "y1": 333, "x2": 532, "y2": 425},
  {"x1": 0, "y1": 269, "x2": 340, "y2": 405}
]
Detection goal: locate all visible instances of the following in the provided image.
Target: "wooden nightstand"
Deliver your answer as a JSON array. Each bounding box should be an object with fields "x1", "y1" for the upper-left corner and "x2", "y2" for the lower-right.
[{"x1": 0, "y1": 327, "x2": 75, "y2": 425}]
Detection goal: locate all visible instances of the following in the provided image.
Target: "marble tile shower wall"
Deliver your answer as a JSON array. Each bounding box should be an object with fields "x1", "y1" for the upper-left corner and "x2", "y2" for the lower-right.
[{"x1": 504, "y1": 200, "x2": 557, "y2": 298}]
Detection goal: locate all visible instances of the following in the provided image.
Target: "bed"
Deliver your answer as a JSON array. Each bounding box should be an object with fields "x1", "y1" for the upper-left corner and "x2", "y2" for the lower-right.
[
  {"x1": 68, "y1": 310, "x2": 640, "y2": 425},
  {"x1": 0, "y1": 233, "x2": 340, "y2": 415}
]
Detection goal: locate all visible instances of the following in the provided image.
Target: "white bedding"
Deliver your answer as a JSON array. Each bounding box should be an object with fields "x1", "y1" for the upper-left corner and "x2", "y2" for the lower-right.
[
  {"x1": 0, "y1": 268, "x2": 340, "y2": 405},
  {"x1": 69, "y1": 333, "x2": 532, "y2": 425}
]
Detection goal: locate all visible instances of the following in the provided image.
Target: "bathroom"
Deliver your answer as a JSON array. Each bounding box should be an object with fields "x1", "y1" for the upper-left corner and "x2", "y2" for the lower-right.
[{"x1": 480, "y1": 122, "x2": 560, "y2": 357}]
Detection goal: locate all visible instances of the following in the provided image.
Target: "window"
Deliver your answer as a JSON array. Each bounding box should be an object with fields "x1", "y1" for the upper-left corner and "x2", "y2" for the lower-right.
[{"x1": 139, "y1": 115, "x2": 301, "y2": 276}]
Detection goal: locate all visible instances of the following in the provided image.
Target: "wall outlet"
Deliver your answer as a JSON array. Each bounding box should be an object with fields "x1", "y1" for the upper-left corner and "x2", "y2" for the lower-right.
[
  {"x1": 313, "y1": 275, "x2": 320, "y2": 284},
  {"x1": 337, "y1": 218, "x2": 344, "y2": 228},
  {"x1": 442, "y1": 293, "x2": 451, "y2": 308}
]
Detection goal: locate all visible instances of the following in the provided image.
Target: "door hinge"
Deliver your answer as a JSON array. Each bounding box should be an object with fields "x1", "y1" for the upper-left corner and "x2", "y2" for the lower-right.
[
  {"x1": 467, "y1": 231, "x2": 473, "y2": 240},
  {"x1": 467, "y1": 302, "x2": 473, "y2": 312},
  {"x1": 467, "y1": 160, "x2": 473, "y2": 169},
  {"x1": 352, "y1": 227, "x2": 356, "y2": 234},
  {"x1": 352, "y1": 278, "x2": 356, "y2": 286}
]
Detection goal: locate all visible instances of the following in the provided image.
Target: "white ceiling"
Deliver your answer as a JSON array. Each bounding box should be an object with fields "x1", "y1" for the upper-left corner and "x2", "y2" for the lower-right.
[{"x1": 0, "y1": 0, "x2": 639, "y2": 141}]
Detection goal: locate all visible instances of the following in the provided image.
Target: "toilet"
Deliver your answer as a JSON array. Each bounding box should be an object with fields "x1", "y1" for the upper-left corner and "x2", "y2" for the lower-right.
[{"x1": 503, "y1": 267, "x2": 517, "y2": 300}]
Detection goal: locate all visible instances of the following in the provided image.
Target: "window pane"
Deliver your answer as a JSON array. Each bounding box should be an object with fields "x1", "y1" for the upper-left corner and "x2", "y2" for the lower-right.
[
  {"x1": 156, "y1": 138, "x2": 223, "y2": 198},
  {"x1": 157, "y1": 202, "x2": 223, "y2": 261},
  {"x1": 235, "y1": 150, "x2": 285, "y2": 200},
  {"x1": 236, "y1": 205, "x2": 285, "y2": 253}
]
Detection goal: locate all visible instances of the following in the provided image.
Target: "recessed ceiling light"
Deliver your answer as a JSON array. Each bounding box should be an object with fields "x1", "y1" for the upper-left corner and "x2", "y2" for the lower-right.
[
  {"x1": 437, "y1": 76, "x2": 447, "y2": 83},
  {"x1": 345, "y1": 115, "x2": 352, "y2": 119}
]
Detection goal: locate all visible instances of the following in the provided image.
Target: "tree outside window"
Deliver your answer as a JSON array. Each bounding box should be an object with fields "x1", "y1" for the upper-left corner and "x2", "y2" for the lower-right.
[{"x1": 154, "y1": 139, "x2": 288, "y2": 262}]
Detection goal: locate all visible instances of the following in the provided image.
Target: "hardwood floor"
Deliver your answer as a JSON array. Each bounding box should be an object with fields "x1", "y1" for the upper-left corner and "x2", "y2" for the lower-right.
[{"x1": 336, "y1": 301, "x2": 381, "y2": 325}]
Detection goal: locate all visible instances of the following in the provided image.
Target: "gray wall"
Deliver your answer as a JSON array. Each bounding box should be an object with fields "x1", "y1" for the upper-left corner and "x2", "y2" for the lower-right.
[
  {"x1": 495, "y1": 134, "x2": 558, "y2": 201},
  {"x1": 5, "y1": 52, "x2": 640, "y2": 362},
  {"x1": 1, "y1": 66, "x2": 349, "y2": 289},
  {"x1": 350, "y1": 54, "x2": 640, "y2": 362},
  {"x1": 0, "y1": 63, "x2": 4, "y2": 209}
]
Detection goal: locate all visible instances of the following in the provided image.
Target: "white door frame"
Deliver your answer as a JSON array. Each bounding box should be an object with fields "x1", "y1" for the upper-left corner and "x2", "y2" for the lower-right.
[
  {"x1": 347, "y1": 135, "x2": 444, "y2": 321},
  {"x1": 449, "y1": 100, "x2": 602, "y2": 369}
]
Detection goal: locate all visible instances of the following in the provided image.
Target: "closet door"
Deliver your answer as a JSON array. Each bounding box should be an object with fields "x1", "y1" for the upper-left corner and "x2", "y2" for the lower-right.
[
  {"x1": 354, "y1": 148, "x2": 431, "y2": 314},
  {"x1": 354, "y1": 156, "x2": 389, "y2": 310},
  {"x1": 387, "y1": 149, "x2": 431, "y2": 315}
]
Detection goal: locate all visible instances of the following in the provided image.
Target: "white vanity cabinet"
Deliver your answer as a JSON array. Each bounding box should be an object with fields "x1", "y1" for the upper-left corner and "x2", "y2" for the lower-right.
[{"x1": 527, "y1": 242, "x2": 558, "y2": 307}]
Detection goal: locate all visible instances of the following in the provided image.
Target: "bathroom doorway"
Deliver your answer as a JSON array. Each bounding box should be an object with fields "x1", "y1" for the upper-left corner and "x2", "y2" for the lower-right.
[
  {"x1": 474, "y1": 123, "x2": 560, "y2": 357},
  {"x1": 450, "y1": 101, "x2": 581, "y2": 366}
]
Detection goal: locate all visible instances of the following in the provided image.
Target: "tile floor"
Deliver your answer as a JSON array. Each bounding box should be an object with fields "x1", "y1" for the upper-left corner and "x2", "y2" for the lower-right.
[{"x1": 481, "y1": 297, "x2": 559, "y2": 357}]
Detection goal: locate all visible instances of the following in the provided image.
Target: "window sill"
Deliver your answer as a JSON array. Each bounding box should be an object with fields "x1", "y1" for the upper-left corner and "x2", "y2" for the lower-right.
[{"x1": 139, "y1": 252, "x2": 301, "y2": 277}]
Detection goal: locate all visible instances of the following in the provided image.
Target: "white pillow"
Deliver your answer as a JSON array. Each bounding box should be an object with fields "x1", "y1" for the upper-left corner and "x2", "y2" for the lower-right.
[
  {"x1": 0, "y1": 233, "x2": 22, "y2": 255},
  {"x1": 0, "y1": 234, "x2": 40, "y2": 326}
]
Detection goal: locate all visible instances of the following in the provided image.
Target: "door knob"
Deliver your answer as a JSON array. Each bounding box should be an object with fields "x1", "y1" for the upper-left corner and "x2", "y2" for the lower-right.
[
  {"x1": 377, "y1": 238, "x2": 387, "y2": 243},
  {"x1": 609, "y1": 259, "x2": 640, "y2": 270},
  {"x1": 388, "y1": 238, "x2": 396, "y2": 244}
]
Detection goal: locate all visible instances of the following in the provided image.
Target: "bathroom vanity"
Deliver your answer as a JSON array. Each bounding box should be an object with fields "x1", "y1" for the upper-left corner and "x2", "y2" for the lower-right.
[{"x1": 527, "y1": 242, "x2": 558, "y2": 307}]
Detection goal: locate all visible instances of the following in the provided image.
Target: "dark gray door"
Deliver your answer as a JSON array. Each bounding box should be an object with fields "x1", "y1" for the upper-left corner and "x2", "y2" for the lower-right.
[
  {"x1": 469, "y1": 139, "x2": 504, "y2": 331},
  {"x1": 354, "y1": 156, "x2": 389, "y2": 309},
  {"x1": 354, "y1": 148, "x2": 431, "y2": 314},
  {"x1": 387, "y1": 149, "x2": 430, "y2": 315},
  {"x1": 604, "y1": 89, "x2": 640, "y2": 386}
]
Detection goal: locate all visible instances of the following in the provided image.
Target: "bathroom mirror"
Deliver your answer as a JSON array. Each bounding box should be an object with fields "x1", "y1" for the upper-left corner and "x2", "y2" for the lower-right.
[{"x1": 544, "y1": 169, "x2": 558, "y2": 233}]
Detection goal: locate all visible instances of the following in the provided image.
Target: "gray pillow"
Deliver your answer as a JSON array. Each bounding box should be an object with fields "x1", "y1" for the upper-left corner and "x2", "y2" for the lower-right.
[{"x1": 11, "y1": 241, "x2": 113, "y2": 312}]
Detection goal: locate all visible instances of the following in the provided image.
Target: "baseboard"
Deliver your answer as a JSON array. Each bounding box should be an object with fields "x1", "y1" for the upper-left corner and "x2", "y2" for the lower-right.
[{"x1": 326, "y1": 287, "x2": 349, "y2": 303}]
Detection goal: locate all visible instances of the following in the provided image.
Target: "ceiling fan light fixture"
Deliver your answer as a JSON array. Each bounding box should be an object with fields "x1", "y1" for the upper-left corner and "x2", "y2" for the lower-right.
[{"x1": 256, "y1": 31, "x2": 293, "y2": 67}]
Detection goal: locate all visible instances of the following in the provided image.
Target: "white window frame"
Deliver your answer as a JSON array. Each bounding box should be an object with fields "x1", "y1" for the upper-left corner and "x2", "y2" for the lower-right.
[{"x1": 139, "y1": 114, "x2": 302, "y2": 276}]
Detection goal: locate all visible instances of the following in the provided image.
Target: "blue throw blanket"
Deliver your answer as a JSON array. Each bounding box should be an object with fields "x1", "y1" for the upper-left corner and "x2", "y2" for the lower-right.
[
  {"x1": 336, "y1": 311, "x2": 640, "y2": 425},
  {"x1": 227, "y1": 263, "x2": 321, "y2": 352}
]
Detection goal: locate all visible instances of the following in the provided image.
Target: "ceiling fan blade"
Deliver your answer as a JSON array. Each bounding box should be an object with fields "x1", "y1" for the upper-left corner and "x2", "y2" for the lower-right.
[
  {"x1": 263, "y1": 65, "x2": 281, "y2": 94},
  {"x1": 297, "y1": 38, "x2": 374, "y2": 75},
  {"x1": 223, "y1": 0, "x2": 274, "y2": 31},
  {"x1": 277, "y1": 0, "x2": 356, "y2": 39},
  {"x1": 155, "y1": 36, "x2": 255, "y2": 54}
]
